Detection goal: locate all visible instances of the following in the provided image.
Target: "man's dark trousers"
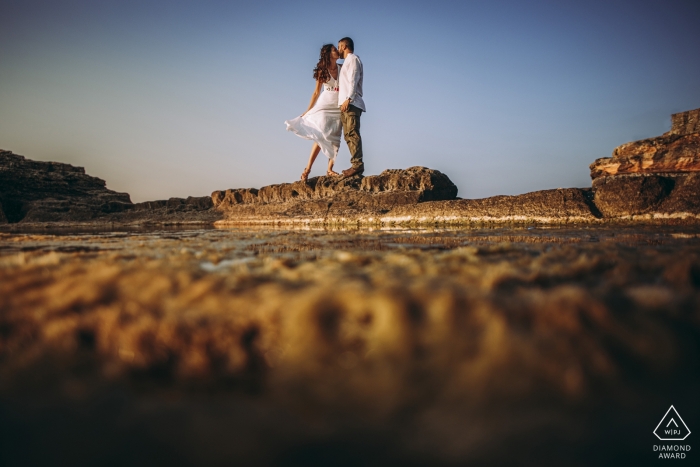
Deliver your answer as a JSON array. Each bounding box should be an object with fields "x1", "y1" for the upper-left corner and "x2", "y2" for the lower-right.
[{"x1": 341, "y1": 104, "x2": 364, "y2": 171}]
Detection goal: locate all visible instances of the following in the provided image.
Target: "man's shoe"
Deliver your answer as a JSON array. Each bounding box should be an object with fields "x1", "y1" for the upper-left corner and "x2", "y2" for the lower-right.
[{"x1": 341, "y1": 166, "x2": 364, "y2": 177}]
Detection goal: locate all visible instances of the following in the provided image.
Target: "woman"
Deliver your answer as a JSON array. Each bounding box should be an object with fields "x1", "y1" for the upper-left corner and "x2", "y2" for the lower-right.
[{"x1": 285, "y1": 44, "x2": 341, "y2": 181}]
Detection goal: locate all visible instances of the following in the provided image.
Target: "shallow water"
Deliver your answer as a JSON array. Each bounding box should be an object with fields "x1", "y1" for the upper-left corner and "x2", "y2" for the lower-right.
[{"x1": 1, "y1": 225, "x2": 699, "y2": 466}]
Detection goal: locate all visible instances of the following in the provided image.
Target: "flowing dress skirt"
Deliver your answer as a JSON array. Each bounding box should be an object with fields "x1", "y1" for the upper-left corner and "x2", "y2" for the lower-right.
[{"x1": 285, "y1": 87, "x2": 341, "y2": 160}]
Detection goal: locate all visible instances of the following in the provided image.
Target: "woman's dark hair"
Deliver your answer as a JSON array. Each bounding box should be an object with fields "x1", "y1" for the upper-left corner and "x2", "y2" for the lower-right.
[{"x1": 313, "y1": 44, "x2": 334, "y2": 83}]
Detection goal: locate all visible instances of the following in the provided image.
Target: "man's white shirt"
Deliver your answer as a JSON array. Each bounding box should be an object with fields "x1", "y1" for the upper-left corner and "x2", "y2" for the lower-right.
[{"x1": 338, "y1": 53, "x2": 365, "y2": 112}]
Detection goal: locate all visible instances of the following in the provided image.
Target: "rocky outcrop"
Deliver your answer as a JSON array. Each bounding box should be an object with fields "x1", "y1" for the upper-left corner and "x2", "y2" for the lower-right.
[
  {"x1": 590, "y1": 108, "x2": 700, "y2": 179},
  {"x1": 589, "y1": 108, "x2": 700, "y2": 220},
  {"x1": 0, "y1": 150, "x2": 133, "y2": 223},
  {"x1": 4, "y1": 111, "x2": 700, "y2": 229},
  {"x1": 209, "y1": 167, "x2": 474, "y2": 225},
  {"x1": 211, "y1": 167, "x2": 458, "y2": 209},
  {"x1": 210, "y1": 107, "x2": 700, "y2": 225},
  {"x1": 668, "y1": 108, "x2": 700, "y2": 136}
]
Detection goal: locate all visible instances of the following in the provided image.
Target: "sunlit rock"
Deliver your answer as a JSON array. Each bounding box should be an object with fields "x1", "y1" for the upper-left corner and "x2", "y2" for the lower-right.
[
  {"x1": 590, "y1": 108, "x2": 700, "y2": 179},
  {"x1": 589, "y1": 109, "x2": 700, "y2": 218}
]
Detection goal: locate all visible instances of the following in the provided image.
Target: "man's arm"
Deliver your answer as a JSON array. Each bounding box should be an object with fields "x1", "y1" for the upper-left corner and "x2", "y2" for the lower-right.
[{"x1": 341, "y1": 56, "x2": 358, "y2": 112}]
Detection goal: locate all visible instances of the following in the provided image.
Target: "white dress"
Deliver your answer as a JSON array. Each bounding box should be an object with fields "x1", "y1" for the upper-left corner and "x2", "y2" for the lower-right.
[{"x1": 285, "y1": 72, "x2": 341, "y2": 160}]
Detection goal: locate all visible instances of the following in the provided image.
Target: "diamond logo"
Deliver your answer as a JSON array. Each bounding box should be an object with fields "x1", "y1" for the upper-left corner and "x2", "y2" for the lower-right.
[{"x1": 654, "y1": 405, "x2": 691, "y2": 441}]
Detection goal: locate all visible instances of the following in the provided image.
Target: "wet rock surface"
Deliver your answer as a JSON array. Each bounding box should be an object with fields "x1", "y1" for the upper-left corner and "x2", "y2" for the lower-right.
[
  {"x1": 0, "y1": 226, "x2": 699, "y2": 465},
  {"x1": 0, "y1": 150, "x2": 133, "y2": 223}
]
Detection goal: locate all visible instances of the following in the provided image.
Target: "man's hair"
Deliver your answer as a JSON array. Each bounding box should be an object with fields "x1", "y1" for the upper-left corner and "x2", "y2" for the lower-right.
[{"x1": 339, "y1": 37, "x2": 354, "y2": 53}]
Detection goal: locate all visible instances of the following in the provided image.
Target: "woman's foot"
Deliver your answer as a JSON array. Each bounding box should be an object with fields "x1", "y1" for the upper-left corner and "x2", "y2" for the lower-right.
[
  {"x1": 326, "y1": 169, "x2": 340, "y2": 177},
  {"x1": 301, "y1": 167, "x2": 311, "y2": 181}
]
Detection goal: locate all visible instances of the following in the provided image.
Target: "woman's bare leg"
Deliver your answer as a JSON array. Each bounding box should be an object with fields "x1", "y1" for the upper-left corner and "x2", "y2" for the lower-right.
[{"x1": 301, "y1": 143, "x2": 321, "y2": 181}]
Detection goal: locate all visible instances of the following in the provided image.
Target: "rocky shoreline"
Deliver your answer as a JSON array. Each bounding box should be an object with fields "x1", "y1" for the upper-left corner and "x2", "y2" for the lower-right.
[{"x1": 2, "y1": 108, "x2": 699, "y2": 229}]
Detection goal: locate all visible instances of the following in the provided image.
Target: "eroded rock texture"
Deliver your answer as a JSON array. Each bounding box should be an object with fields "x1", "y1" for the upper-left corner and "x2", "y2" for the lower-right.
[
  {"x1": 590, "y1": 108, "x2": 700, "y2": 179},
  {"x1": 0, "y1": 150, "x2": 133, "y2": 223},
  {"x1": 593, "y1": 173, "x2": 700, "y2": 218},
  {"x1": 589, "y1": 109, "x2": 700, "y2": 219},
  {"x1": 211, "y1": 167, "x2": 460, "y2": 222},
  {"x1": 212, "y1": 168, "x2": 599, "y2": 224},
  {"x1": 669, "y1": 107, "x2": 700, "y2": 136},
  {"x1": 212, "y1": 167, "x2": 457, "y2": 208}
]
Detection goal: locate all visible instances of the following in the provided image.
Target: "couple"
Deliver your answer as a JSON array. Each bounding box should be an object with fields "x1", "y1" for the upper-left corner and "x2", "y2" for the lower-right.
[{"x1": 284, "y1": 37, "x2": 365, "y2": 181}]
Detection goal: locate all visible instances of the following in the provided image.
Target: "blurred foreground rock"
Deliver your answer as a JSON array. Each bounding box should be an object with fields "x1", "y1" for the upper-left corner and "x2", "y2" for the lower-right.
[{"x1": 1, "y1": 228, "x2": 699, "y2": 465}]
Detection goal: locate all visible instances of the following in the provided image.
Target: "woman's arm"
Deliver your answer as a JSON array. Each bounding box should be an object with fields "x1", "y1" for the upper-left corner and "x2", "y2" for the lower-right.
[{"x1": 301, "y1": 80, "x2": 324, "y2": 116}]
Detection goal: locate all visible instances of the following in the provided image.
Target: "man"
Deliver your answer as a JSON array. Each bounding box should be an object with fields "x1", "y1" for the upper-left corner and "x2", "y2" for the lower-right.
[{"x1": 337, "y1": 37, "x2": 365, "y2": 177}]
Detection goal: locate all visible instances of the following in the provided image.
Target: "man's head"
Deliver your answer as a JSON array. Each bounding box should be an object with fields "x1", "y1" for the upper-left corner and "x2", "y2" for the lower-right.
[{"x1": 338, "y1": 37, "x2": 354, "y2": 58}]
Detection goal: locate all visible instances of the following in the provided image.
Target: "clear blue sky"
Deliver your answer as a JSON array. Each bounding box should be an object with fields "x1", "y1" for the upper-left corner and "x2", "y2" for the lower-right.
[{"x1": 1, "y1": 0, "x2": 699, "y2": 202}]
